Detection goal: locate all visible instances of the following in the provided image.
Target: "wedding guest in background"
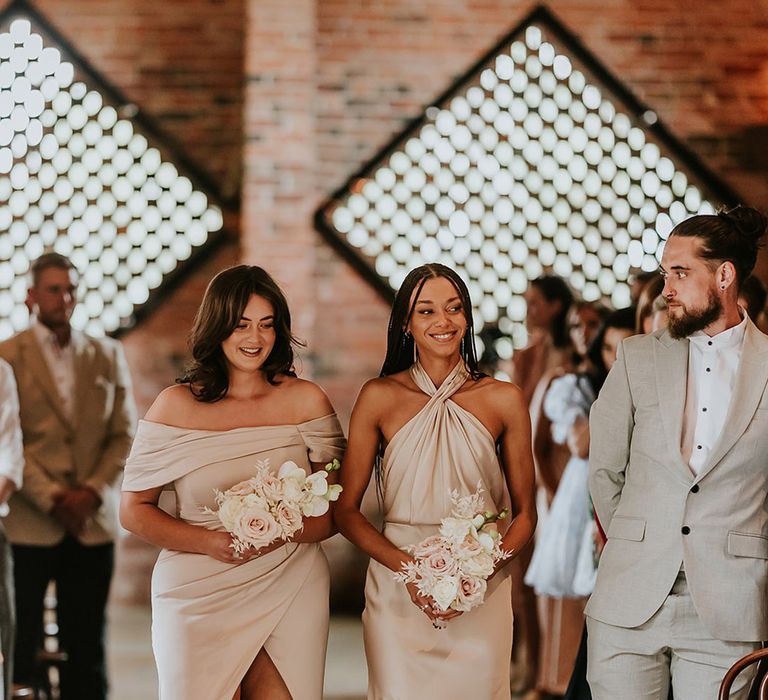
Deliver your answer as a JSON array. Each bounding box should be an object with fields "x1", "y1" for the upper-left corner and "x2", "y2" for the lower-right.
[
  {"x1": 0, "y1": 252, "x2": 136, "y2": 700},
  {"x1": 0, "y1": 359, "x2": 23, "y2": 700},
  {"x1": 634, "y1": 273, "x2": 664, "y2": 334},
  {"x1": 335, "y1": 263, "x2": 536, "y2": 700},
  {"x1": 121, "y1": 265, "x2": 345, "y2": 700},
  {"x1": 588, "y1": 207, "x2": 768, "y2": 700},
  {"x1": 512, "y1": 276, "x2": 574, "y2": 406},
  {"x1": 629, "y1": 270, "x2": 661, "y2": 306},
  {"x1": 559, "y1": 307, "x2": 637, "y2": 700},
  {"x1": 509, "y1": 274, "x2": 573, "y2": 695},
  {"x1": 527, "y1": 300, "x2": 610, "y2": 698}
]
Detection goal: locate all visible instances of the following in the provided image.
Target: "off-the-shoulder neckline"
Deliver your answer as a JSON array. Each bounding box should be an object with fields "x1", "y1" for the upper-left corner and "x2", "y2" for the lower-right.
[{"x1": 138, "y1": 413, "x2": 337, "y2": 434}]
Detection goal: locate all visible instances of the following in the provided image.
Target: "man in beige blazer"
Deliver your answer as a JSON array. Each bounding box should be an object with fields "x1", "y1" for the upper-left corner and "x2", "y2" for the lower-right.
[
  {"x1": 0, "y1": 253, "x2": 136, "y2": 700},
  {"x1": 588, "y1": 206, "x2": 768, "y2": 700}
]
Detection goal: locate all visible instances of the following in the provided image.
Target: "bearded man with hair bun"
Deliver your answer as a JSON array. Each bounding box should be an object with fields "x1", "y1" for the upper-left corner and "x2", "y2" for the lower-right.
[{"x1": 586, "y1": 206, "x2": 768, "y2": 700}]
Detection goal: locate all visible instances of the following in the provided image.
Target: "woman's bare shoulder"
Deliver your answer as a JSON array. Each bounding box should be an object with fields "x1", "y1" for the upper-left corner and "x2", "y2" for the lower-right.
[
  {"x1": 144, "y1": 384, "x2": 200, "y2": 425},
  {"x1": 280, "y1": 377, "x2": 335, "y2": 421}
]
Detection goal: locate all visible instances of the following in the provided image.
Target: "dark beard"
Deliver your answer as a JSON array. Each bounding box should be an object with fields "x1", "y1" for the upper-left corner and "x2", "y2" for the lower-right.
[{"x1": 667, "y1": 288, "x2": 723, "y2": 339}]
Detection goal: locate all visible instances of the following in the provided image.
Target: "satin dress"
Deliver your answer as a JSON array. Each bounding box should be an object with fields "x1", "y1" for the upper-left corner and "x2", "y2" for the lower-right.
[
  {"x1": 122, "y1": 414, "x2": 345, "y2": 700},
  {"x1": 363, "y1": 361, "x2": 513, "y2": 700}
]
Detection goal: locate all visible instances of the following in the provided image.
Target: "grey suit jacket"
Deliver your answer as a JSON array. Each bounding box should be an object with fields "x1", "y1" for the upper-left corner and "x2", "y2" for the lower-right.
[
  {"x1": 0, "y1": 328, "x2": 136, "y2": 546},
  {"x1": 587, "y1": 319, "x2": 768, "y2": 642}
]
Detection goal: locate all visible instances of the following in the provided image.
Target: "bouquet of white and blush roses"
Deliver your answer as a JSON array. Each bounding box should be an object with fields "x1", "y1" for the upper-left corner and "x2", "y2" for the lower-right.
[
  {"x1": 204, "y1": 458, "x2": 342, "y2": 555},
  {"x1": 394, "y1": 487, "x2": 511, "y2": 613}
]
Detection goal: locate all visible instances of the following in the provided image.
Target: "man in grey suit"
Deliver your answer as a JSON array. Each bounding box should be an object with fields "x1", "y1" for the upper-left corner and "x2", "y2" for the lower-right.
[
  {"x1": 0, "y1": 253, "x2": 136, "y2": 700},
  {"x1": 587, "y1": 206, "x2": 768, "y2": 700}
]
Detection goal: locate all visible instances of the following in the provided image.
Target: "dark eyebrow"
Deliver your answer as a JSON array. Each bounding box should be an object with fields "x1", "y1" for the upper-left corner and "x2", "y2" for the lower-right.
[
  {"x1": 415, "y1": 296, "x2": 461, "y2": 305},
  {"x1": 240, "y1": 314, "x2": 274, "y2": 322}
]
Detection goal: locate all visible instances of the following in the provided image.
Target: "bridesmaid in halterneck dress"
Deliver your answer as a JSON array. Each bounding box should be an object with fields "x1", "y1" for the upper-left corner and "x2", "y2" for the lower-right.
[
  {"x1": 335, "y1": 263, "x2": 537, "y2": 700},
  {"x1": 120, "y1": 265, "x2": 345, "y2": 700}
]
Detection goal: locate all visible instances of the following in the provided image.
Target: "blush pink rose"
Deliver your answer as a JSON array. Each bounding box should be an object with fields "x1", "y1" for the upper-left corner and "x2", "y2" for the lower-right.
[
  {"x1": 421, "y1": 550, "x2": 459, "y2": 578},
  {"x1": 454, "y1": 575, "x2": 487, "y2": 612},
  {"x1": 413, "y1": 535, "x2": 445, "y2": 559},
  {"x1": 273, "y1": 502, "x2": 303, "y2": 537},
  {"x1": 232, "y1": 508, "x2": 280, "y2": 549},
  {"x1": 453, "y1": 533, "x2": 483, "y2": 560}
]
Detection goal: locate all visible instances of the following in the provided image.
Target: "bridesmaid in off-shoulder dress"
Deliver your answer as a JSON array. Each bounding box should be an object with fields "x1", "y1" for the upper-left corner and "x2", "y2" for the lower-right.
[
  {"x1": 120, "y1": 266, "x2": 345, "y2": 700},
  {"x1": 335, "y1": 264, "x2": 537, "y2": 700}
]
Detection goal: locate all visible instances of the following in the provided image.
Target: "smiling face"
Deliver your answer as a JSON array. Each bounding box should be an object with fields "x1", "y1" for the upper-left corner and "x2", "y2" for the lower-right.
[
  {"x1": 407, "y1": 276, "x2": 468, "y2": 362},
  {"x1": 660, "y1": 235, "x2": 725, "y2": 339},
  {"x1": 220, "y1": 294, "x2": 277, "y2": 374}
]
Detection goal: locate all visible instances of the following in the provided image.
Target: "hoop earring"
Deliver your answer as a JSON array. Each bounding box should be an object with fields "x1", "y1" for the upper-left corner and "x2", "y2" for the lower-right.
[
  {"x1": 413, "y1": 340, "x2": 418, "y2": 364},
  {"x1": 460, "y1": 337, "x2": 465, "y2": 356}
]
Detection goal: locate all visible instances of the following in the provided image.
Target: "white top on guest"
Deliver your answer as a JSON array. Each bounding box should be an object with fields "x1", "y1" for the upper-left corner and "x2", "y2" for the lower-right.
[
  {"x1": 0, "y1": 358, "x2": 24, "y2": 517},
  {"x1": 31, "y1": 319, "x2": 83, "y2": 419},
  {"x1": 680, "y1": 310, "x2": 748, "y2": 475}
]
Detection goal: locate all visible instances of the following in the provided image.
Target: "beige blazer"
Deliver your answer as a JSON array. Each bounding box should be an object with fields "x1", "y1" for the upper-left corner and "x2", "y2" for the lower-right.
[
  {"x1": 587, "y1": 319, "x2": 768, "y2": 642},
  {"x1": 0, "y1": 328, "x2": 136, "y2": 546}
]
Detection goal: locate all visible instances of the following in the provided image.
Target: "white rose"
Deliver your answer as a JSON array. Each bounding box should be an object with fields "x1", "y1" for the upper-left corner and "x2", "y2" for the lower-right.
[
  {"x1": 217, "y1": 497, "x2": 246, "y2": 531},
  {"x1": 477, "y1": 531, "x2": 495, "y2": 553},
  {"x1": 429, "y1": 575, "x2": 460, "y2": 611},
  {"x1": 439, "y1": 517, "x2": 473, "y2": 544},
  {"x1": 460, "y1": 551, "x2": 495, "y2": 578}
]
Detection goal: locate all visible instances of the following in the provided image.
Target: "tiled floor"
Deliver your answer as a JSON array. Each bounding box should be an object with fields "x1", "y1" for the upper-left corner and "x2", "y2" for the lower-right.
[{"x1": 107, "y1": 604, "x2": 367, "y2": 700}]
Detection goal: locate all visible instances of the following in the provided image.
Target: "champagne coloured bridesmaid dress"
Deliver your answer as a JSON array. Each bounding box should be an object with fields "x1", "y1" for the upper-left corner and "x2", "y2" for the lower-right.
[
  {"x1": 363, "y1": 361, "x2": 514, "y2": 700},
  {"x1": 121, "y1": 414, "x2": 345, "y2": 700}
]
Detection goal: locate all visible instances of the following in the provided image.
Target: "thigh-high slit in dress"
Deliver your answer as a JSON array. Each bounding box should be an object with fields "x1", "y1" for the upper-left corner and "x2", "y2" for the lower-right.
[{"x1": 122, "y1": 414, "x2": 345, "y2": 700}]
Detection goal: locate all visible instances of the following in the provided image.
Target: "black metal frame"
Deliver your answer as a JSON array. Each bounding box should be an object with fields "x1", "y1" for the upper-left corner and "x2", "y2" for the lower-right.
[
  {"x1": 313, "y1": 2, "x2": 744, "y2": 304},
  {"x1": 0, "y1": 0, "x2": 236, "y2": 336}
]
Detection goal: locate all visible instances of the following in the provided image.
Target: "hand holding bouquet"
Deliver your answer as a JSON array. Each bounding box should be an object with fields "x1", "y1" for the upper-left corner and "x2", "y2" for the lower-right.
[
  {"x1": 394, "y1": 487, "x2": 511, "y2": 614},
  {"x1": 204, "y1": 458, "x2": 342, "y2": 555}
]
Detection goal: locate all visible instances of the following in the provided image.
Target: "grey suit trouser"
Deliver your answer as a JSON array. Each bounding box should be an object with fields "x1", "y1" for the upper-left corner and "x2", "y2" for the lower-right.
[{"x1": 587, "y1": 571, "x2": 759, "y2": 700}]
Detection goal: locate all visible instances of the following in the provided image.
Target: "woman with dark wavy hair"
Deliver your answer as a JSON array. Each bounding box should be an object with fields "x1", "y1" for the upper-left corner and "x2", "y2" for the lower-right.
[
  {"x1": 335, "y1": 263, "x2": 537, "y2": 699},
  {"x1": 120, "y1": 265, "x2": 345, "y2": 700}
]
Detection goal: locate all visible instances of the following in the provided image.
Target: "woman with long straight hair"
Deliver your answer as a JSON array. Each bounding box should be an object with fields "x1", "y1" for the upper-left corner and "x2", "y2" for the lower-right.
[
  {"x1": 335, "y1": 263, "x2": 537, "y2": 699},
  {"x1": 120, "y1": 265, "x2": 345, "y2": 700}
]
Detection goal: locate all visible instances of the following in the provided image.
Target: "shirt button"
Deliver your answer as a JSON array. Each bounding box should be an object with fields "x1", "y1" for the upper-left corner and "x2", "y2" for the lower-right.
[
  {"x1": 690, "y1": 484, "x2": 700, "y2": 493},
  {"x1": 697, "y1": 445, "x2": 702, "y2": 450},
  {"x1": 708, "y1": 341, "x2": 713, "y2": 346},
  {"x1": 682, "y1": 526, "x2": 691, "y2": 535},
  {"x1": 702, "y1": 407, "x2": 707, "y2": 412},
  {"x1": 705, "y1": 367, "x2": 711, "y2": 372}
]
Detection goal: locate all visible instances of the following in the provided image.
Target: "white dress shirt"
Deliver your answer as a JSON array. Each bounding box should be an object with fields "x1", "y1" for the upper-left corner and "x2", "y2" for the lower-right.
[
  {"x1": 680, "y1": 312, "x2": 747, "y2": 475},
  {"x1": 31, "y1": 320, "x2": 82, "y2": 419},
  {"x1": 0, "y1": 358, "x2": 24, "y2": 516}
]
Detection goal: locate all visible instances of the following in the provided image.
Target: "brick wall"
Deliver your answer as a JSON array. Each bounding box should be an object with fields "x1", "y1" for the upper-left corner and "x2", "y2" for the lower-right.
[{"x1": 8, "y1": 0, "x2": 768, "y2": 603}]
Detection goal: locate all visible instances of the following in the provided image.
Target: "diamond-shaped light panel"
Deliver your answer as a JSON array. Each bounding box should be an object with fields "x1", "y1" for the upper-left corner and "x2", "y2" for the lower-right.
[
  {"x1": 318, "y1": 18, "x2": 719, "y2": 354},
  {"x1": 0, "y1": 16, "x2": 223, "y2": 339}
]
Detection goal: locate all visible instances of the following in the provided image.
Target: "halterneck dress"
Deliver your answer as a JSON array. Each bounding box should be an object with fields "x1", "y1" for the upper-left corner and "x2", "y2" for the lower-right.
[
  {"x1": 121, "y1": 414, "x2": 346, "y2": 700},
  {"x1": 363, "y1": 361, "x2": 513, "y2": 700}
]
